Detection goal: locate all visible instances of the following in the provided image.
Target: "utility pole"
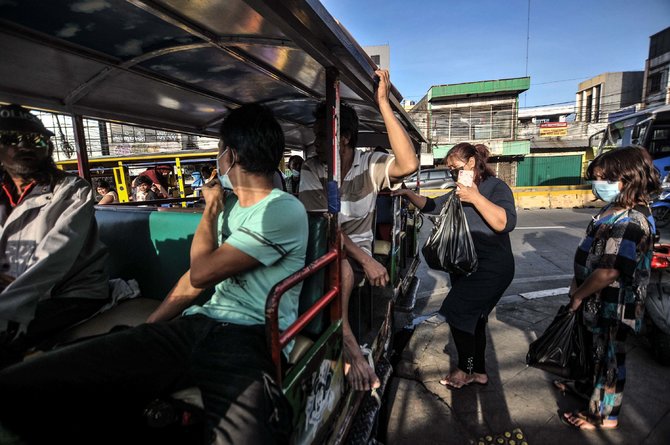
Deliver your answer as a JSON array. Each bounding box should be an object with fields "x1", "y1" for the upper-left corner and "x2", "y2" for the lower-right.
[{"x1": 524, "y1": 0, "x2": 531, "y2": 108}]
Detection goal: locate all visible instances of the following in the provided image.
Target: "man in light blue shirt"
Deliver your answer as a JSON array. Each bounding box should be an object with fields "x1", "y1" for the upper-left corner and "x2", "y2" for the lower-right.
[{"x1": 0, "y1": 104, "x2": 308, "y2": 445}]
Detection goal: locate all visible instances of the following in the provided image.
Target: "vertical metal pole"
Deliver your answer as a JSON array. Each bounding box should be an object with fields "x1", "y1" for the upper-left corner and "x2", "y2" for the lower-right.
[
  {"x1": 175, "y1": 157, "x2": 186, "y2": 207},
  {"x1": 448, "y1": 108, "x2": 452, "y2": 144},
  {"x1": 98, "y1": 121, "x2": 110, "y2": 156},
  {"x1": 490, "y1": 104, "x2": 493, "y2": 139},
  {"x1": 510, "y1": 96, "x2": 519, "y2": 141},
  {"x1": 325, "y1": 67, "x2": 342, "y2": 322},
  {"x1": 113, "y1": 164, "x2": 130, "y2": 202},
  {"x1": 72, "y1": 114, "x2": 91, "y2": 183}
]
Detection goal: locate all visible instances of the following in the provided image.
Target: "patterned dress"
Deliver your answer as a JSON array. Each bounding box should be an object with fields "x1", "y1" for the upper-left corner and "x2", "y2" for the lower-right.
[{"x1": 574, "y1": 204, "x2": 654, "y2": 422}]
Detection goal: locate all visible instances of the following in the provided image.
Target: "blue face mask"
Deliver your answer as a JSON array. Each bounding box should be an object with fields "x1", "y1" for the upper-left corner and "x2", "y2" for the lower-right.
[
  {"x1": 592, "y1": 180, "x2": 620, "y2": 203},
  {"x1": 216, "y1": 148, "x2": 234, "y2": 190}
]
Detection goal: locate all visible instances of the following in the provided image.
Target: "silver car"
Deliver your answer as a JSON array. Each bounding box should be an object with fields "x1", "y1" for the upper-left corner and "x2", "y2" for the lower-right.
[{"x1": 403, "y1": 168, "x2": 455, "y2": 190}]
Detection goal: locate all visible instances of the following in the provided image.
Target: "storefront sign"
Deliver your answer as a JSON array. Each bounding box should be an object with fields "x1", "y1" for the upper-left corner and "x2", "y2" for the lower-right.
[{"x1": 539, "y1": 122, "x2": 568, "y2": 137}]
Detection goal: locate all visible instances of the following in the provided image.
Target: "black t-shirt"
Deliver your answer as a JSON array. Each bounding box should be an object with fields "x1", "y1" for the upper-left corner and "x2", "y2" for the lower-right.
[{"x1": 424, "y1": 176, "x2": 516, "y2": 264}]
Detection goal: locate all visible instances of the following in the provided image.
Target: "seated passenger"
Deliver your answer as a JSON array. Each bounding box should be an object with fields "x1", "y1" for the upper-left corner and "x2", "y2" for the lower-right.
[
  {"x1": 131, "y1": 166, "x2": 170, "y2": 198},
  {"x1": 95, "y1": 179, "x2": 118, "y2": 205},
  {"x1": 0, "y1": 104, "x2": 307, "y2": 445},
  {"x1": 0, "y1": 104, "x2": 109, "y2": 368},
  {"x1": 299, "y1": 70, "x2": 418, "y2": 391},
  {"x1": 133, "y1": 174, "x2": 159, "y2": 201}
]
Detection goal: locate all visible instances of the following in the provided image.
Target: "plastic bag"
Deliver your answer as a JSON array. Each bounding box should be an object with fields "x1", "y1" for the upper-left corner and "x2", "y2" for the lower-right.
[
  {"x1": 421, "y1": 191, "x2": 478, "y2": 275},
  {"x1": 526, "y1": 306, "x2": 589, "y2": 379}
]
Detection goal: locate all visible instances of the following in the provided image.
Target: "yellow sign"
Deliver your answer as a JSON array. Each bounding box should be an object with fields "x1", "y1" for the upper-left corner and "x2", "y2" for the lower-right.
[{"x1": 539, "y1": 122, "x2": 568, "y2": 137}]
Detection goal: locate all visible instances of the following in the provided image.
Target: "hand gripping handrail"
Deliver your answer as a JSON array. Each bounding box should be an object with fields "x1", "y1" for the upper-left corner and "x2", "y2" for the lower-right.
[{"x1": 265, "y1": 248, "x2": 340, "y2": 384}]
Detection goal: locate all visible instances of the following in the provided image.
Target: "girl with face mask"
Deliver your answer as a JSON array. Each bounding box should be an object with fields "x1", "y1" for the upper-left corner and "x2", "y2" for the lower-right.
[{"x1": 559, "y1": 146, "x2": 660, "y2": 431}]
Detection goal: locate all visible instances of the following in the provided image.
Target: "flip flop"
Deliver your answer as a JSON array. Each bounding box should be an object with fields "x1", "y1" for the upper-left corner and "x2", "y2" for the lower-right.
[
  {"x1": 560, "y1": 411, "x2": 618, "y2": 431},
  {"x1": 439, "y1": 375, "x2": 488, "y2": 389},
  {"x1": 439, "y1": 378, "x2": 469, "y2": 389}
]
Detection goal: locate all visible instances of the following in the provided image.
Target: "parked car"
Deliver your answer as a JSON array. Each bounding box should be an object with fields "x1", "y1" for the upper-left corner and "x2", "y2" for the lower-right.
[{"x1": 403, "y1": 168, "x2": 455, "y2": 190}]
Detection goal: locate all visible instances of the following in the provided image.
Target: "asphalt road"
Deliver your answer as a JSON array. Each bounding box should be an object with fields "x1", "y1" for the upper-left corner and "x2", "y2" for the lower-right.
[{"x1": 412, "y1": 207, "x2": 663, "y2": 317}]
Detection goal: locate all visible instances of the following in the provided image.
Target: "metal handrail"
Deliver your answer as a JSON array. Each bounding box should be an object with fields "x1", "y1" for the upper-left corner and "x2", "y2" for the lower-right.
[{"x1": 265, "y1": 248, "x2": 340, "y2": 384}]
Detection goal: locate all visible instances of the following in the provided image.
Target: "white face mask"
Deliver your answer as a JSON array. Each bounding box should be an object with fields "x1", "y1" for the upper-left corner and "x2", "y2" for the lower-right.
[
  {"x1": 216, "y1": 148, "x2": 234, "y2": 190},
  {"x1": 291, "y1": 169, "x2": 300, "y2": 178}
]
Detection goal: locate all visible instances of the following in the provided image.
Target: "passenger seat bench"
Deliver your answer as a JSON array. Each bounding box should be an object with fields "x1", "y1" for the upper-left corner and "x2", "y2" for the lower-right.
[{"x1": 60, "y1": 207, "x2": 330, "y2": 369}]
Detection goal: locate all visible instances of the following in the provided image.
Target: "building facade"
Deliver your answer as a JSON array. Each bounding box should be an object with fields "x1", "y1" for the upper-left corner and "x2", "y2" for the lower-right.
[
  {"x1": 642, "y1": 26, "x2": 670, "y2": 109},
  {"x1": 409, "y1": 77, "x2": 530, "y2": 185},
  {"x1": 363, "y1": 44, "x2": 390, "y2": 70},
  {"x1": 575, "y1": 72, "x2": 644, "y2": 123}
]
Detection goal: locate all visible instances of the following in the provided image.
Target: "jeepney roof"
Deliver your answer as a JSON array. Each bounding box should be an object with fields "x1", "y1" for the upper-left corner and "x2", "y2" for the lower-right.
[{"x1": 0, "y1": 0, "x2": 426, "y2": 149}]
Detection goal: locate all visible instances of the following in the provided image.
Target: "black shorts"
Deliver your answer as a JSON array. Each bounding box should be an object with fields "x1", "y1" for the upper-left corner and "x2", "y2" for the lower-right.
[{"x1": 346, "y1": 257, "x2": 366, "y2": 288}]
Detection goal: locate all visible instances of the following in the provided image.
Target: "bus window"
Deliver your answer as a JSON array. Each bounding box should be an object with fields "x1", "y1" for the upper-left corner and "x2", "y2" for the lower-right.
[
  {"x1": 649, "y1": 127, "x2": 670, "y2": 158},
  {"x1": 606, "y1": 122, "x2": 625, "y2": 147},
  {"x1": 632, "y1": 120, "x2": 651, "y2": 146}
]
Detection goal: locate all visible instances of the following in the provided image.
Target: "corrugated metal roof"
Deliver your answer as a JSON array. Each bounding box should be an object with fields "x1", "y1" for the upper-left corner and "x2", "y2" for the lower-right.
[{"x1": 428, "y1": 77, "x2": 530, "y2": 101}]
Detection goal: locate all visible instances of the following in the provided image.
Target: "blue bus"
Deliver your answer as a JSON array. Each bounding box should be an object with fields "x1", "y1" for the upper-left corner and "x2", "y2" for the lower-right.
[{"x1": 593, "y1": 104, "x2": 670, "y2": 179}]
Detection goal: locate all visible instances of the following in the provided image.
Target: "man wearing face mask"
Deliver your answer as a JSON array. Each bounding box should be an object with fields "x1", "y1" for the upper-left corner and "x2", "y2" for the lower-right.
[
  {"x1": 299, "y1": 70, "x2": 419, "y2": 392},
  {"x1": 0, "y1": 104, "x2": 109, "y2": 368},
  {"x1": 0, "y1": 104, "x2": 307, "y2": 444},
  {"x1": 286, "y1": 155, "x2": 303, "y2": 194}
]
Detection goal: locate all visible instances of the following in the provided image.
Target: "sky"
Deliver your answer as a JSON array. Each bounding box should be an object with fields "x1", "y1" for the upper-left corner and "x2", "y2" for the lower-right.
[{"x1": 320, "y1": 0, "x2": 670, "y2": 109}]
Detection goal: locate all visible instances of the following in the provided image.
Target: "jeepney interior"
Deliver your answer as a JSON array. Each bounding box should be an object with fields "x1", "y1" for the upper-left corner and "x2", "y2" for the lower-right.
[{"x1": 0, "y1": 0, "x2": 426, "y2": 443}]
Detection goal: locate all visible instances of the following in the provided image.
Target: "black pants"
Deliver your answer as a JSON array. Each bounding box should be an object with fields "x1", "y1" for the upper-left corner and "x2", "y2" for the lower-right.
[
  {"x1": 450, "y1": 316, "x2": 487, "y2": 374},
  {"x1": 0, "y1": 315, "x2": 291, "y2": 445},
  {"x1": 0, "y1": 297, "x2": 108, "y2": 369}
]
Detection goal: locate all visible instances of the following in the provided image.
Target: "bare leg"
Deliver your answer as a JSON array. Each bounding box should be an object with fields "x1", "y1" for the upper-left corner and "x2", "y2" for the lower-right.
[{"x1": 341, "y1": 258, "x2": 380, "y2": 391}]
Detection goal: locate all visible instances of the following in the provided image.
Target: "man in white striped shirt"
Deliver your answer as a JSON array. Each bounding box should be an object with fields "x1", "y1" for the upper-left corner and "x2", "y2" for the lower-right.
[{"x1": 299, "y1": 70, "x2": 418, "y2": 391}]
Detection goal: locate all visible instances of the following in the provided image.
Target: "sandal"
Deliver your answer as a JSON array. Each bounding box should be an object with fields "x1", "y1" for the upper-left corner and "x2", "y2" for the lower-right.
[
  {"x1": 439, "y1": 376, "x2": 471, "y2": 389},
  {"x1": 439, "y1": 372, "x2": 488, "y2": 389},
  {"x1": 560, "y1": 411, "x2": 618, "y2": 431}
]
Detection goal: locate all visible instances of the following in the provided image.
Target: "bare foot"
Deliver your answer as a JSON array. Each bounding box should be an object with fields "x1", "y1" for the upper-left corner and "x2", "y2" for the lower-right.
[
  {"x1": 439, "y1": 369, "x2": 474, "y2": 388},
  {"x1": 343, "y1": 334, "x2": 380, "y2": 391},
  {"x1": 472, "y1": 372, "x2": 488, "y2": 385}
]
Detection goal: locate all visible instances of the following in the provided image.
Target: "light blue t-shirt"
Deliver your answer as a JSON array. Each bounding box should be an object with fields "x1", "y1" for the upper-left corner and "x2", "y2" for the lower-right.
[{"x1": 184, "y1": 189, "x2": 308, "y2": 335}]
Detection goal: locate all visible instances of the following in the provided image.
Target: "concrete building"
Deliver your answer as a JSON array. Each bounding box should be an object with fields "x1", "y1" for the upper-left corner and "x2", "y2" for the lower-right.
[
  {"x1": 642, "y1": 26, "x2": 670, "y2": 109},
  {"x1": 517, "y1": 103, "x2": 605, "y2": 144},
  {"x1": 575, "y1": 72, "x2": 644, "y2": 123},
  {"x1": 410, "y1": 77, "x2": 531, "y2": 158},
  {"x1": 401, "y1": 99, "x2": 416, "y2": 111},
  {"x1": 409, "y1": 77, "x2": 530, "y2": 185},
  {"x1": 518, "y1": 104, "x2": 575, "y2": 125},
  {"x1": 363, "y1": 44, "x2": 390, "y2": 70}
]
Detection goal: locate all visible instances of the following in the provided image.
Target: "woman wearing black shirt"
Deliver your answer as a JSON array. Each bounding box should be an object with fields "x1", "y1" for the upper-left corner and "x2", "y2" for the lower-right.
[{"x1": 394, "y1": 143, "x2": 516, "y2": 388}]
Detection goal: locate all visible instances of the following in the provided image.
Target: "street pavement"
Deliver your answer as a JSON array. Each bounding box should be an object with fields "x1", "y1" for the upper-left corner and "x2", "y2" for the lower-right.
[{"x1": 384, "y1": 208, "x2": 670, "y2": 445}]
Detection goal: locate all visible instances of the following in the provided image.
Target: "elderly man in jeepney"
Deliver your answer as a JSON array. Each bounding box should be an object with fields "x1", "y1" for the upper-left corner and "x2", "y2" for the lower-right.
[{"x1": 0, "y1": 104, "x2": 109, "y2": 368}]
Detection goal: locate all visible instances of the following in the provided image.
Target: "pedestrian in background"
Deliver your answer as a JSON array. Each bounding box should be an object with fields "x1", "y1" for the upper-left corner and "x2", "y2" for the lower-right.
[
  {"x1": 561, "y1": 146, "x2": 659, "y2": 430},
  {"x1": 286, "y1": 155, "x2": 303, "y2": 194},
  {"x1": 393, "y1": 142, "x2": 516, "y2": 388}
]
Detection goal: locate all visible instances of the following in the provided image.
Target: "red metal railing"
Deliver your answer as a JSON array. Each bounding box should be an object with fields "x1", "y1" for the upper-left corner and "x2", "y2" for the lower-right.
[{"x1": 265, "y1": 248, "x2": 340, "y2": 383}]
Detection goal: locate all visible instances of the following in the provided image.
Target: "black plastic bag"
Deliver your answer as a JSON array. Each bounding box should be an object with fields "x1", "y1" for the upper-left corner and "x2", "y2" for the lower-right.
[
  {"x1": 421, "y1": 191, "x2": 478, "y2": 275},
  {"x1": 526, "y1": 306, "x2": 589, "y2": 379}
]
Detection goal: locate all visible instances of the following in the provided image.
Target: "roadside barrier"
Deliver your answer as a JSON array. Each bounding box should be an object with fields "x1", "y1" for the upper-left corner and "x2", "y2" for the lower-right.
[{"x1": 420, "y1": 185, "x2": 604, "y2": 209}]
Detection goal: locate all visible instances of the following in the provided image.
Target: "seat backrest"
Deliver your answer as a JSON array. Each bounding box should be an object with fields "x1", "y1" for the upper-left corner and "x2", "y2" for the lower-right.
[
  {"x1": 95, "y1": 207, "x2": 213, "y2": 301},
  {"x1": 96, "y1": 207, "x2": 330, "y2": 335},
  {"x1": 297, "y1": 213, "x2": 329, "y2": 338}
]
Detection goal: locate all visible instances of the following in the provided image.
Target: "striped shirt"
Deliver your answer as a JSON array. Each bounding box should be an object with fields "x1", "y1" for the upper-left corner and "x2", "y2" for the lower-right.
[{"x1": 299, "y1": 149, "x2": 395, "y2": 254}]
